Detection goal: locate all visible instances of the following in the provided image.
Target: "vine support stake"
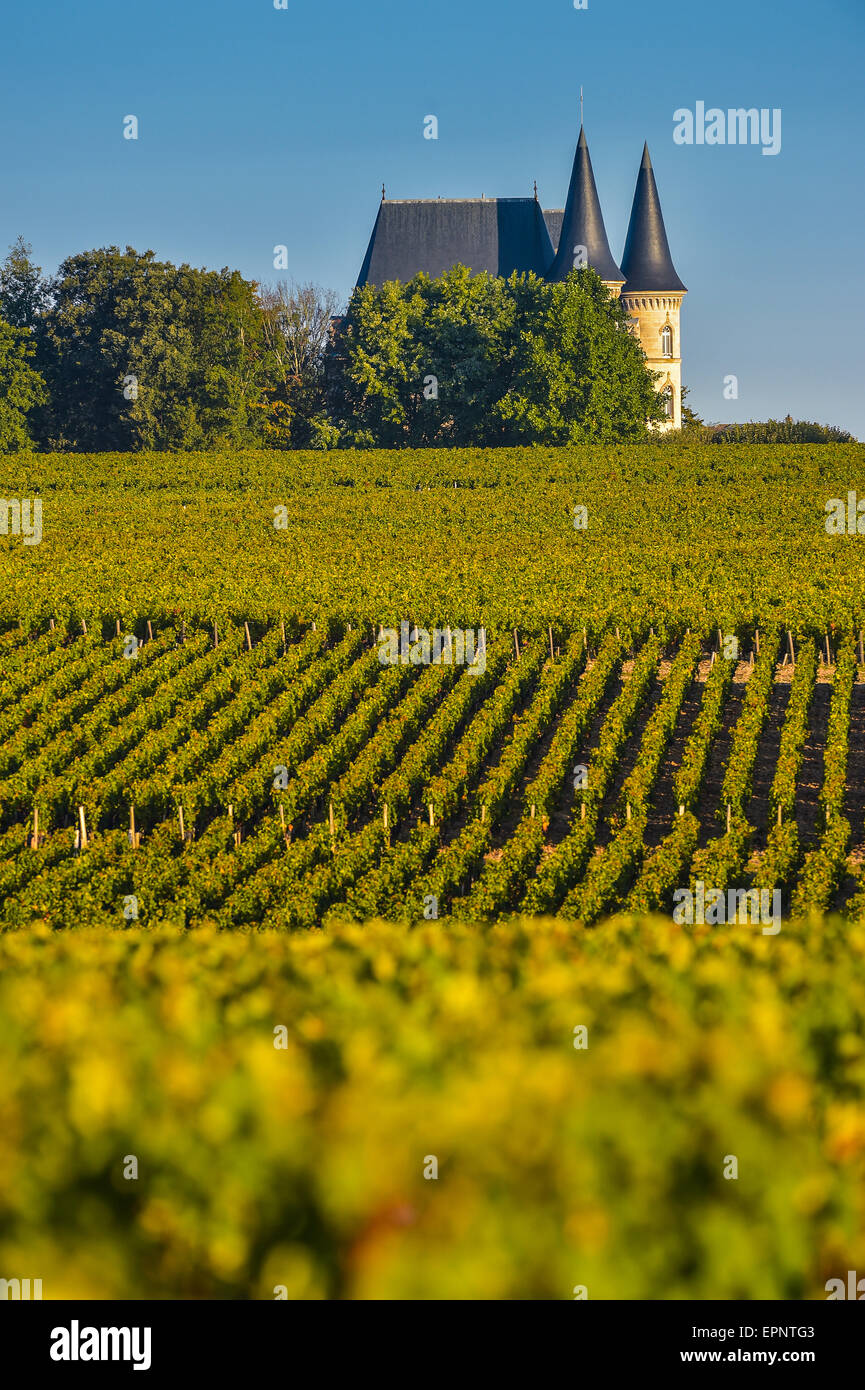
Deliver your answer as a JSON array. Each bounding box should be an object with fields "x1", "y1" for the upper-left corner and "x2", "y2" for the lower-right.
[
  {"x1": 678, "y1": 804, "x2": 684, "y2": 818},
  {"x1": 78, "y1": 805, "x2": 88, "y2": 849},
  {"x1": 755, "y1": 628, "x2": 760, "y2": 655},
  {"x1": 531, "y1": 803, "x2": 536, "y2": 819},
  {"x1": 180, "y1": 620, "x2": 186, "y2": 645},
  {"x1": 626, "y1": 802, "x2": 631, "y2": 822},
  {"x1": 30, "y1": 806, "x2": 40, "y2": 850},
  {"x1": 329, "y1": 801, "x2": 336, "y2": 842},
  {"x1": 513, "y1": 629, "x2": 520, "y2": 662},
  {"x1": 549, "y1": 625, "x2": 554, "y2": 661},
  {"x1": 580, "y1": 801, "x2": 586, "y2": 822},
  {"x1": 244, "y1": 622, "x2": 252, "y2": 651},
  {"x1": 280, "y1": 620, "x2": 286, "y2": 654},
  {"x1": 481, "y1": 804, "x2": 486, "y2": 823},
  {"x1": 726, "y1": 802, "x2": 731, "y2": 833},
  {"x1": 825, "y1": 632, "x2": 831, "y2": 666},
  {"x1": 428, "y1": 803, "x2": 435, "y2": 827},
  {"x1": 777, "y1": 804, "x2": 782, "y2": 827},
  {"x1": 788, "y1": 630, "x2": 795, "y2": 666},
  {"x1": 213, "y1": 622, "x2": 218, "y2": 648},
  {"x1": 178, "y1": 805, "x2": 185, "y2": 842},
  {"x1": 82, "y1": 619, "x2": 87, "y2": 635},
  {"x1": 49, "y1": 617, "x2": 55, "y2": 630},
  {"x1": 147, "y1": 620, "x2": 154, "y2": 643},
  {"x1": 129, "y1": 805, "x2": 138, "y2": 849},
  {"x1": 115, "y1": 619, "x2": 121, "y2": 638},
  {"x1": 859, "y1": 631, "x2": 864, "y2": 666}
]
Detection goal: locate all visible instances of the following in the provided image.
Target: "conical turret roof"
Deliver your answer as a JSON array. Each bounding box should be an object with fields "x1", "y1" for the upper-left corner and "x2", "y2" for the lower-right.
[
  {"x1": 620, "y1": 144, "x2": 686, "y2": 293},
  {"x1": 547, "y1": 128, "x2": 623, "y2": 284}
]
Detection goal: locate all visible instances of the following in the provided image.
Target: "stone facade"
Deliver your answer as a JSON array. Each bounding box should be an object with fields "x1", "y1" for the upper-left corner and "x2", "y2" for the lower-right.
[{"x1": 620, "y1": 292, "x2": 685, "y2": 430}]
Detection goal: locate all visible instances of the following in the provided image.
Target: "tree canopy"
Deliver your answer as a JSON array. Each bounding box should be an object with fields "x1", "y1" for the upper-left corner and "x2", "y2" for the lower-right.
[{"x1": 328, "y1": 265, "x2": 667, "y2": 446}]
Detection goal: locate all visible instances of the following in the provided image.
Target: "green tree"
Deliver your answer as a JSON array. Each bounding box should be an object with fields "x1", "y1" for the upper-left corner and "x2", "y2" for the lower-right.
[
  {"x1": 255, "y1": 281, "x2": 342, "y2": 447},
  {"x1": 0, "y1": 314, "x2": 46, "y2": 452},
  {"x1": 37, "y1": 247, "x2": 269, "y2": 451},
  {"x1": 0, "y1": 237, "x2": 48, "y2": 331},
  {"x1": 329, "y1": 266, "x2": 664, "y2": 446}
]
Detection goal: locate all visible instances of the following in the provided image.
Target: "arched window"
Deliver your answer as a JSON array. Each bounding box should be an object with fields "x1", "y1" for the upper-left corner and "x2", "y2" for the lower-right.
[
  {"x1": 661, "y1": 324, "x2": 673, "y2": 358},
  {"x1": 663, "y1": 386, "x2": 674, "y2": 420}
]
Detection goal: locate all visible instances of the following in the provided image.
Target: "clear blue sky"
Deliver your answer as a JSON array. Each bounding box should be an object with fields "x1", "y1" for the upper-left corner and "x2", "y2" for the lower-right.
[{"x1": 1, "y1": 0, "x2": 863, "y2": 435}]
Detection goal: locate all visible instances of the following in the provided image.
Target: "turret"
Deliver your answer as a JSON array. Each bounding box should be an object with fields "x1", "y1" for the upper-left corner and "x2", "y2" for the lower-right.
[
  {"x1": 620, "y1": 144, "x2": 687, "y2": 430},
  {"x1": 546, "y1": 128, "x2": 624, "y2": 294}
]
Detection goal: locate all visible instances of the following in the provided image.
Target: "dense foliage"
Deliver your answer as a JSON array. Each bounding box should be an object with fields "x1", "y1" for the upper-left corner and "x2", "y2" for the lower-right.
[
  {"x1": 328, "y1": 266, "x2": 665, "y2": 446},
  {"x1": 2, "y1": 444, "x2": 865, "y2": 634},
  {"x1": 0, "y1": 917, "x2": 863, "y2": 1299}
]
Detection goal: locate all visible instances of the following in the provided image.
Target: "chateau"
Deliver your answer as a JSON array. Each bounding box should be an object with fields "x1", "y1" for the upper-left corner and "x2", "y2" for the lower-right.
[{"x1": 356, "y1": 124, "x2": 687, "y2": 429}]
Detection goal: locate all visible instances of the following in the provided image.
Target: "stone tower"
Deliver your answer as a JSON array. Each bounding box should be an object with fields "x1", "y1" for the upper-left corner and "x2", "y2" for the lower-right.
[{"x1": 620, "y1": 144, "x2": 687, "y2": 430}]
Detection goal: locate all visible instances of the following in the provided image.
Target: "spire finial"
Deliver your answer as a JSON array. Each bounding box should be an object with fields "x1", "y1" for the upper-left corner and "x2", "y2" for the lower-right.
[
  {"x1": 381, "y1": 182, "x2": 386, "y2": 201},
  {"x1": 533, "y1": 179, "x2": 538, "y2": 201},
  {"x1": 580, "y1": 86, "x2": 584, "y2": 128}
]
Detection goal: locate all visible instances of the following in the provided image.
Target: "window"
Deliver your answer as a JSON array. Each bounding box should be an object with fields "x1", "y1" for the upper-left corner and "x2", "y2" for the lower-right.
[
  {"x1": 663, "y1": 386, "x2": 674, "y2": 420},
  {"x1": 661, "y1": 324, "x2": 673, "y2": 358}
]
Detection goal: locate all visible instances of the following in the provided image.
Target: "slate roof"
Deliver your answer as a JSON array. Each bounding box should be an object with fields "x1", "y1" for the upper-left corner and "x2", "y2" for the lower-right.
[
  {"x1": 546, "y1": 128, "x2": 624, "y2": 285},
  {"x1": 356, "y1": 198, "x2": 554, "y2": 287},
  {"x1": 543, "y1": 209, "x2": 564, "y2": 253},
  {"x1": 620, "y1": 144, "x2": 687, "y2": 294}
]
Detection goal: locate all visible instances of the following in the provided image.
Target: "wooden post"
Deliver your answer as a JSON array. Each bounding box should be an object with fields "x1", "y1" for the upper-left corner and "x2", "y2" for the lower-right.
[
  {"x1": 30, "y1": 807, "x2": 39, "y2": 850},
  {"x1": 78, "y1": 806, "x2": 88, "y2": 848},
  {"x1": 428, "y1": 803, "x2": 434, "y2": 827},
  {"x1": 726, "y1": 802, "x2": 731, "y2": 833},
  {"x1": 481, "y1": 804, "x2": 486, "y2": 823},
  {"x1": 580, "y1": 802, "x2": 586, "y2": 821},
  {"x1": 755, "y1": 628, "x2": 760, "y2": 655},
  {"x1": 49, "y1": 617, "x2": 55, "y2": 630},
  {"x1": 213, "y1": 622, "x2": 218, "y2": 648},
  {"x1": 513, "y1": 629, "x2": 520, "y2": 662},
  {"x1": 679, "y1": 804, "x2": 684, "y2": 818},
  {"x1": 531, "y1": 803, "x2": 536, "y2": 819},
  {"x1": 626, "y1": 802, "x2": 632, "y2": 822},
  {"x1": 718, "y1": 626, "x2": 723, "y2": 653},
  {"x1": 859, "y1": 631, "x2": 864, "y2": 666},
  {"x1": 281, "y1": 620, "x2": 286, "y2": 654},
  {"x1": 228, "y1": 804, "x2": 233, "y2": 821},
  {"x1": 244, "y1": 622, "x2": 252, "y2": 651},
  {"x1": 777, "y1": 804, "x2": 782, "y2": 827},
  {"x1": 549, "y1": 625, "x2": 554, "y2": 661},
  {"x1": 82, "y1": 619, "x2": 87, "y2": 635},
  {"x1": 383, "y1": 804, "x2": 390, "y2": 846},
  {"x1": 750, "y1": 650, "x2": 754, "y2": 667},
  {"x1": 178, "y1": 805, "x2": 185, "y2": 841},
  {"x1": 329, "y1": 801, "x2": 336, "y2": 839},
  {"x1": 710, "y1": 651, "x2": 716, "y2": 667},
  {"x1": 115, "y1": 619, "x2": 121, "y2": 638},
  {"x1": 825, "y1": 633, "x2": 831, "y2": 666},
  {"x1": 787, "y1": 630, "x2": 795, "y2": 666},
  {"x1": 129, "y1": 806, "x2": 138, "y2": 849},
  {"x1": 583, "y1": 626, "x2": 588, "y2": 654},
  {"x1": 180, "y1": 620, "x2": 186, "y2": 645},
  {"x1": 147, "y1": 620, "x2": 154, "y2": 643}
]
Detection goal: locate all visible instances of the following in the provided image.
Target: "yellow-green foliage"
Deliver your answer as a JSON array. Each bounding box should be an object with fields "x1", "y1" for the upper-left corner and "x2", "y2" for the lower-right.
[
  {"x1": 2, "y1": 444, "x2": 865, "y2": 632},
  {"x1": 1, "y1": 915, "x2": 863, "y2": 1299}
]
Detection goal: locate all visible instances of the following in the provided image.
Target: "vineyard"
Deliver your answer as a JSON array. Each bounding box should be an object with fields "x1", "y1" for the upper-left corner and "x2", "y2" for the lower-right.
[
  {"x1": 2, "y1": 616, "x2": 865, "y2": 927},
  {"x1": 3, "y1": 445, "x2": 865, "y2": 1300}
]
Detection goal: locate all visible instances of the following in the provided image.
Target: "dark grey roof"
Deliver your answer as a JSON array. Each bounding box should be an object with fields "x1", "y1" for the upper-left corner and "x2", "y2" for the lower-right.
[
  {"x1": 620, "y1": 144, "x2": 686, "y2": 293},
  {"x1": 356, "y1": 198, "x2": 554, "y2": 287},
  {"x1": 543, "y1": 209, "x2": 563, "y2": 252},
  {"x1": 546, "y1": 128, "x2": 623, "y2": 284}
]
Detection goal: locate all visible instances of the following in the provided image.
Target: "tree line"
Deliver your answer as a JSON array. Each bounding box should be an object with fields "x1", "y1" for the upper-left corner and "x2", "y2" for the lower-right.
[{"x1": 0, "y1": 238, "x2": 854, "y2": 451}]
